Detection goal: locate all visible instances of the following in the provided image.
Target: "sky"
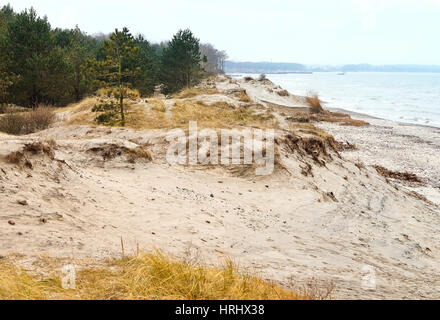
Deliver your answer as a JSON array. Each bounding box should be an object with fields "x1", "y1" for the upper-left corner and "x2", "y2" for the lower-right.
[{"x1": 3, "y1": 0, "x2": 440, "y2": 65}]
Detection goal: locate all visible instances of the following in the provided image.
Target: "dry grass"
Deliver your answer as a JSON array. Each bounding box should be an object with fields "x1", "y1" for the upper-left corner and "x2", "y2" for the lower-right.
[
  {"x1": 277, "y1": 90, "x2": 290, "y2": 97},
  {"x1": 27, "y1": 107, "x2": 56, "y2": 131},
  {"x1": 407, "y1": 191, "x2": 435, "y2": 206},
  {"x1": 282, "y1": 124, "x2": 343, "y2": 171},
  {"x1": 0, "y1": 260, "x2": 58, "y2": 300},
  {"x1": 172, "y1": 100, "x2": 279, "y2": 129},
  {"x1": 305, "y1": 93, "x2": 324, "y2": 114},
  {"x1": 58, "y1": 98, "x2": 97, "y2": 114},
  {"x1": 150, "y1": 99, "x2": 167, "y2": 113},
  {"x1": 0, "y1": 252, "x2": 305, "y2": 300},
  {"x1": 340, "y1": 119, "x2": 370, "y2": 127},
  {"x1": 281, "y1": 129, "x2": 339, "y2": 163},
  {"x1": 286, "y1": 108, "x2": 370, "y2": 127},
  {"x1": 5, "y1": 142, "x2": 55, "y2": 167},
  {"x1": 174, "y1": 87, "x2": 204, "y2": 99},
  {"x1": 336, "y1": 141, "x2": 357, "y2": 151},
  {"x1": 126, "y1": 147, "x2": 153, "y2": 163},
  {"x1": 289, "y1": 122, "x2": 334, "y2": 140},
  {"x1": 60, "y1": 86, "x2": 277, "y2": 131},
  {"x1": 126, "y1": 103, "x2": 172, "y2": 130},
  {"x1": 63, "y1": 98, "x2": 100, "y2": 126},
  {"x1": 0, "y1": 106, "x2": 56, "y2": 135},
  {"x1": 88, "y1": 97, "x2": 278, "y2": 131},
  {"x1": 0, "y1": 105, "x2": 28, "y2": 114},
  {"x1": 61, "y1": 97, "x2": 173, "y2": 130},
  {"x1": 287, "y1": 113, "x2": 310, "y2": 123},
  {"x1": 288, "y1": 277, "x2": 335, "y2": 300},
  {"x1": 87, "y1": 143, "x2": 153, "y2": 163},
  {"x1": 239, "y1": 90, "x2": 252, "y2": 103},
  {"x1": 5, "y1": 151, "x2": 25, "y2": 164},
  {"x1": 312, "y1": 114, "x2": 369, "y2": 126},
  {"x1": 23, "y1": 142, "x2": 55, "y2": 159},
  {"x1": 374, "y1": 165, "x2": 422, "y2": 183},
  {"x1": 174, "y1": 87, "x2": 219, "y2": 99},
  {"x1": 0, "y1": 113, "x2": 27, "y2": 135}
]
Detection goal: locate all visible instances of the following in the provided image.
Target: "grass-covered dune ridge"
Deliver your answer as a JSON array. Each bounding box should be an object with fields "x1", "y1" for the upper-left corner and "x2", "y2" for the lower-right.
[{"x1": 0, "y1": 252, "x2": 306, "y2": 300}]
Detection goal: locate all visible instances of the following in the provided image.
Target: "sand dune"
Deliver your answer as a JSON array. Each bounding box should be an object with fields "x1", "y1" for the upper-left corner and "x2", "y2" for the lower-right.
[{"x1": 1, "y1": 76, "x2": 439, "y2": 299}]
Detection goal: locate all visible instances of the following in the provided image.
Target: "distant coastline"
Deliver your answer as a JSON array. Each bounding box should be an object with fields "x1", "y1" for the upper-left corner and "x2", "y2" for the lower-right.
[
  {"x1": 229, "y1": 71, "x2": 313, "y2": 76},
  {"x1": 265, "y1": 71, "x2": 313, "y2": 75},
  {"x1": 225, "y1": 61, "x2": 440, "y2": 74}
]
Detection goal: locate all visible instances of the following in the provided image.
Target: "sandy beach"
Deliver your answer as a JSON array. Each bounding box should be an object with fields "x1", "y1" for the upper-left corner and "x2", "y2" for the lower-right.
[
  {"x1": 1, "y1": 76, "x2": 439, "y2": 299},
  {"x1": 318, "y1": 110, "x2": 440, "y2": 205}
]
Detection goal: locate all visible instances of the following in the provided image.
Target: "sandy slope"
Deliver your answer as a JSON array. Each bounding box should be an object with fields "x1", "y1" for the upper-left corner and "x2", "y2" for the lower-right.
[
  {"x1": 1, "y1": 77, "x2": 439, "y2": 299},
  {"x1": 317, "y1": 112, "x2": 440, "y2": 205}
]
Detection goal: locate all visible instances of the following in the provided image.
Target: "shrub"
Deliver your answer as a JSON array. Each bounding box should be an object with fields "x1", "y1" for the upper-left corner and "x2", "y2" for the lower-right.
[
  {"x1": 0, "y1": 113, "x2": 27, "y2": 135},
  {"x1": 26, "y1": 107, "x2": 56, "y2": 131},
  {"x1": 95, "y1": 112, "x2": 118, "y2": 126},
  {"x1": 92, "y1": 102, "x2": 120, "y2": 126},
  {"x1": 92, "y1": 103, "x2": 116, "y2": 112},
  {"x1": 239, "y1": 90, "x2": 252, "y2": 102},
  {"x1": 96, "y1": 87, "x2": 140, "y2": 100},
  {"x1": 305, "y1": 93, "x2": 324, "y2": 114},
  {"x1": 0, "y1": 106, "x2": 55, "y2": 135}
]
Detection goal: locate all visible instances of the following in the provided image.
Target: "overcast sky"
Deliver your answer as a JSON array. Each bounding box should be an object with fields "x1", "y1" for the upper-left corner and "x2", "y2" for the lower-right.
[{"x1": 4, "y1": 0, "x2": 440, "y2": 65}]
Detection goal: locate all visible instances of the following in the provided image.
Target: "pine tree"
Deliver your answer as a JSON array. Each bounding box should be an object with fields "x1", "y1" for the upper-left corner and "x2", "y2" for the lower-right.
[
  {"x1": 5, "y1": 8, "x2": 54, "y2": 106},
  {"x1": 132, "y1": 35, "x2": 160, "y2": 96},
  {"x1": 0, "y1": 11, "x2": 14, "y2": 105},
  {"x1": 160, "y1": 29, "x2": 203, "y2": 94},
  {"x1": 67, "y1": 27, "x2": 97, "y2": 101},
  {"x1": 86, "y1": 27, "x2": 140, "y2": 126}
]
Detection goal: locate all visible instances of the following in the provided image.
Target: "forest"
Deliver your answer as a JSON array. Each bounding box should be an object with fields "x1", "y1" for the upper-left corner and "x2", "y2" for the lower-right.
[{"x1": 0, "y1": 4, "x2": 227, "y2": 108}]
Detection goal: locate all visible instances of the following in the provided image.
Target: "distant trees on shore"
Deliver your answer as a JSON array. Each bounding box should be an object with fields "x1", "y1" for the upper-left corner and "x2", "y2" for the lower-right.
[
  {"x1": 0, "y1": 4, "x2": 227, "y2": 108},
  {"x1": 200, "y1": 43, "x2": 228, "y2": 75}
]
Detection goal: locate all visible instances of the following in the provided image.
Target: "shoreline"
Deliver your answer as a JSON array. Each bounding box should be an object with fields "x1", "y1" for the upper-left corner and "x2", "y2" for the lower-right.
[
  {"x1": 229, "y1": 74, "x2": 440, "y2": 203},
  {"x1": 328, "y1": 106, "x2": 440, "y2": 130},
  {"x1": 316, "y1": 110, "x2": 440, "y2": 205},
  {"x1": 230, "y1": 73, "x2": 440, "y2": 130}
]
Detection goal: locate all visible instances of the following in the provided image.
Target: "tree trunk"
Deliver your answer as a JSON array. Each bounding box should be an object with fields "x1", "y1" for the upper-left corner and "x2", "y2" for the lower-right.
[
  {"x1": 74, "y1": 74, "x2": 81, "y2": 102},
  {"x1": 74, "y1": 86, "x2": 80, "y2": 102},
  {"x1": 118, "y1": 54, "x2": 125, "y2": 127},
  {"x1": 120, "y1": 91, "x2": 125, "y2": 127}
]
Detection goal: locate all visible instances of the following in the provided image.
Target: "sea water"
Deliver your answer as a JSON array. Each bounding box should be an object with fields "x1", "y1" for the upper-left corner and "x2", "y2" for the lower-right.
[{"x1": 237, "y1": 72, "x2": 440, "y2": 128}]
